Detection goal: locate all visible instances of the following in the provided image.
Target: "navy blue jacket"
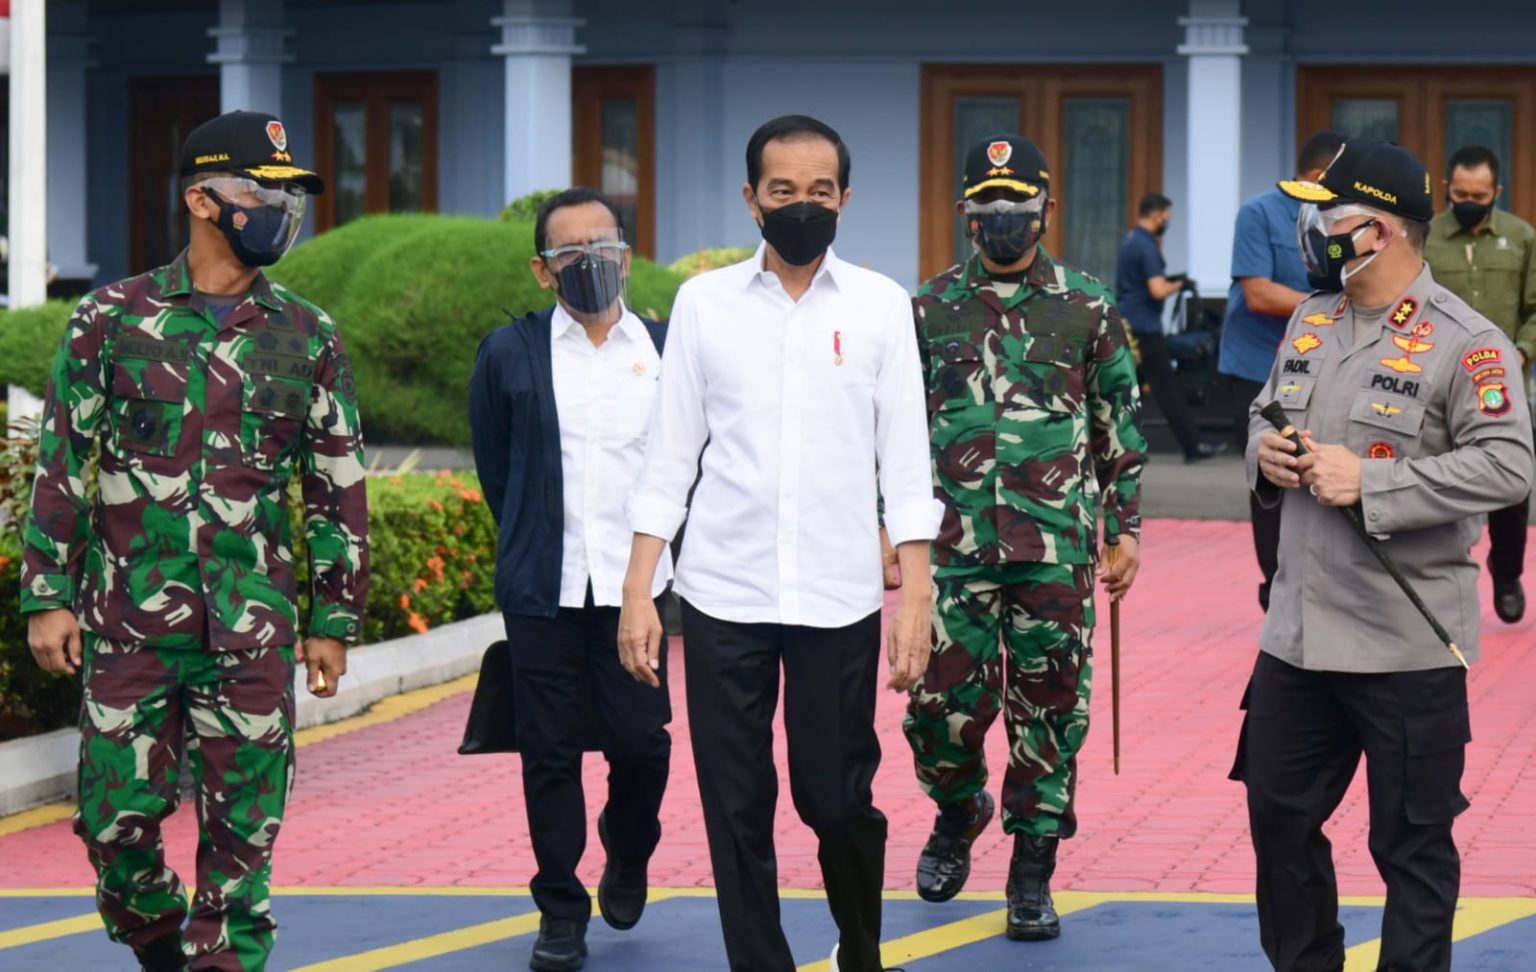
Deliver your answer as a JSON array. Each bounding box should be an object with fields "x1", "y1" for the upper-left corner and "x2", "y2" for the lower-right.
[{"x1": 469, "y1": 306, "x2": 667, "y2": 617}]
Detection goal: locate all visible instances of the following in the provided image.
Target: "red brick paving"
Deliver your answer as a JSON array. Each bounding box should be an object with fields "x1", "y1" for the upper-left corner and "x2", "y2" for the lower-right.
[{"x1": 3, "y1": 518, "x2": 1533, "y2": 899}]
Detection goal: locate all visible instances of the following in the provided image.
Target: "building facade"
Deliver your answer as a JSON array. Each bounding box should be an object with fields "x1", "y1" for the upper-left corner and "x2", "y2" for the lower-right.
[{"x1": 8, "y1": 0, "x2": 1536, "y2": 295}]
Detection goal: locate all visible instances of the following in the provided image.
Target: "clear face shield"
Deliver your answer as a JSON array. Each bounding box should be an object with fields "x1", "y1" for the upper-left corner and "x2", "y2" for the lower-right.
[
  {"x1": 1296, "y1": 201, "x2": 1382, "y2": 288},
  {"x1": 963, "y1": 192, "x2": 1048, "y2": 264},
  {"x1": 540, "y1": 233, "x2": 631, "y2": 317},
  {"x1": 196, "y1": 176, "x2": 308, "y2": 264}
]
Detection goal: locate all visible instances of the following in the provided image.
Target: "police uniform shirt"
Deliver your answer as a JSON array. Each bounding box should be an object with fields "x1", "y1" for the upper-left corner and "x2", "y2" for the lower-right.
[{"x1": 1246, "y1": 262, "x2": 1534, "y2": 672}]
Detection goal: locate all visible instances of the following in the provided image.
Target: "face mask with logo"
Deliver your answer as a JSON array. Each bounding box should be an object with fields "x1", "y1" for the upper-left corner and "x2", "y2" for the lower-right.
[
  {"x1": 541, "y1": 239, "x2": 631, "y2": 316},
  {"x1": 200, "y1": 182, "x2": 305, "y2": 268},
  {"x1": 1298, "y1": 203, "x2": 1383, "y2": 292},
  {"x1": 965, "y1": 196, "x2": 1047, "y2": 265},
  {"x1": 1450, "y1": 198, "x2": 1493, "y2": 231},
  {"x1": 757, "y1": 200, "x2": 839, "y2": 266}
]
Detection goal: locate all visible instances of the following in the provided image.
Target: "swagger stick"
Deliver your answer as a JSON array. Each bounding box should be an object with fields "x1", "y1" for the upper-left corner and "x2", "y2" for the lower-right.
[
  {"x1": 1259, "y1": 401, "x2": 1468, "y2": 669},
  {"x1": 1105, "y1": 538, "x2": 1123, "y2": 775}
]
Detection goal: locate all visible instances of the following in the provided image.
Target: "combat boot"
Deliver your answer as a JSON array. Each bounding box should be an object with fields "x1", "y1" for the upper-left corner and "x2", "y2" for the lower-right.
[
  {"x1": 133, "y1": 933, "x2": 187, "y2": 971},
  {"x1": 915, "y1": 790, "x2": 994, "y2": 903},
  {"x1": 1006, "y1": 833, "x2": 1060, "y2": 941}
]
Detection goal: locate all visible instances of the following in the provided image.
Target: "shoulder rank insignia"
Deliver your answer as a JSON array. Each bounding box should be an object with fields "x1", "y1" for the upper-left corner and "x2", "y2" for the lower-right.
[
  {"x1": 1292, "y1": 332, "x2": 1323, "y2": 355},
  {"x1": 1389, "y1": 297, "x2": 1419, "y2": 329}
]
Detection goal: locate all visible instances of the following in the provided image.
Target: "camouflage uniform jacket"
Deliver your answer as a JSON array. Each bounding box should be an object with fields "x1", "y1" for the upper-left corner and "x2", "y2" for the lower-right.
[
  {"x1": 20, "y1": 251, "x2": 369, "y2": 650},
  {"x1": 915, "y1": 248, "x2": 1146, "y2": 566}
]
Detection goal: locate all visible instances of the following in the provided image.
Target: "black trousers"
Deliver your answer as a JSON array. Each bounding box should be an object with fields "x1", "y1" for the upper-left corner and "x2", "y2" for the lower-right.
[
  {"x1": 1232, "y1": 652, "x2": 1470, "y2": 972},
  {"x1": 1136, "y1": 331, "x2": 1204, "y2": 456},
  {"x1": 1486, "y1": 426, "x2": 1534, "y2": 580},
  {"x1": 681, "y1": 600, "x2": 887, "y2": 972},
  {"x1": 1231, "y1": 376, "x2": 1281, "y2": 610},
  {"x1": 503, "y1": 596, "x2": 672, "y2": 921}
]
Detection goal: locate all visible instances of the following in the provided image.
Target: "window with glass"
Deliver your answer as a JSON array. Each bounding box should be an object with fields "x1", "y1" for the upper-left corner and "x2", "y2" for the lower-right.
[
  {"x1": 1299, "y1": 67, "x2": 1536, "y2": 224},
  {"x1": 919, "y1": 65, "x2": 1162, "y2": 283},
  {"x1": 314, "y1": 72, "x2": 438, "y2": 231},
  {"x1": 572, "y1": 67, "x2": 655, "y2": 258}
]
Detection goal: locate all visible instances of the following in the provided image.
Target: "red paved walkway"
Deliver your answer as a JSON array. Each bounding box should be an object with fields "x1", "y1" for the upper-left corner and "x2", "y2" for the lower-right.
[{"x1": 3, "y1": 518, "x2": 1534, "y2": 899}]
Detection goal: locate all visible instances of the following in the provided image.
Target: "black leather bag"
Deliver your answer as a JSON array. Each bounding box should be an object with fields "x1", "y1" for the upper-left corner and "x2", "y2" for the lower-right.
[{"x1": 457, "y1": 640, "x2": 602, "y2": 755}]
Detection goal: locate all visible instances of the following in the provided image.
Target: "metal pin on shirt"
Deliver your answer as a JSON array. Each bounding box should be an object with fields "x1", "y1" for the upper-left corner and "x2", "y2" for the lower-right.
[{"x1": 834, "y1": 330, "x2": 844, "y2": 366}]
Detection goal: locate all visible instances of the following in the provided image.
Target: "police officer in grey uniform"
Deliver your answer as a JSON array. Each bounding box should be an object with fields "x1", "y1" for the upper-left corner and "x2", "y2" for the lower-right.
[{"x1": 1234, "y1": 139, "x2": 1534, "y2": 972}]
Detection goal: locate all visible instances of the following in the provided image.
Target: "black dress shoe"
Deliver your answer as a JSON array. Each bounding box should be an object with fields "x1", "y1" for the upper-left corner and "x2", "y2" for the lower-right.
[
  {"x1": 1494, "y1": 576, "x2": 1526, "y2": 623},
  {"x1": 529, "y1": 917, "x2": 587, "y2": 972},
  {"x1": 596, "y1": 811, "x2": 648, "y2": 930},
  {"x1": 915, "y1": 791, "x2": 994, "y2": 903},
  {"x1": 1184, "y1": 441, "x2": 1230, "y2": 464},
  {"x1": 1006, "y1": 834, "x2": 1060, "y2": 941},
  {"x1": 133, "y1": 934, "x2": 187, "y2": 971}
]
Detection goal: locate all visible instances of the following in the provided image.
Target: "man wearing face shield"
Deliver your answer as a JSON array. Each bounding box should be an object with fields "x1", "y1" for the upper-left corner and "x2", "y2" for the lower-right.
[
  {"x1": 901, "y1": 134, "x2": 1146, "y2": 943},
  {"x1": 1422, "y1": 146, "x2": 1536, "y2": 624},
  {"x1": 621, "y1": 115, "x2": 938, "y2": 972},
  {"x1": 469, "y1": 188, "x2": 673, "y2": 971},
  {"x1": 1235, "y1": 138, "x2": 1533, "y2": 972},
  {"x1": 21, "y1": 110, "x2": 369, "y2": 971}
]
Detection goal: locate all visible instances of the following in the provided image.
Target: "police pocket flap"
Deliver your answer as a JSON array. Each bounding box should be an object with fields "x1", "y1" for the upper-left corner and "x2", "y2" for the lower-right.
[
  {"x1": 1405, "y1": 707, "x2": 1472, "y2": 756},
  {"x1": 1350, "y1": 394, "x2": 1427, "y2": 435},
  {"x1": 1273, "y1": 375, "x2": 1316, "y2": 411},
  {"x1": 246, "y1": 374, "x2": 311, "y2": 418}
]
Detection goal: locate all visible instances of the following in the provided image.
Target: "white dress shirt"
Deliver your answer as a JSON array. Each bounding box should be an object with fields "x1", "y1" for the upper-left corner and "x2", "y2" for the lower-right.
[
  {"x1": 628, "y1": 245, "x2": 940, "y2": 627},
  {"x1": 552, "y1": 303, "x2": 673, "y2": 608}
]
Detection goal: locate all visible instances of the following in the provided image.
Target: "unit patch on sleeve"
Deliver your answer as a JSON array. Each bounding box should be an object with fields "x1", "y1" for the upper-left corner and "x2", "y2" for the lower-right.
[
  {"x1": 1463, "y1": 347, "x2": 1502, "y2": 372},
  {"x1": 1478, "y1": 381, "x2": 1512, "y2": 417}
]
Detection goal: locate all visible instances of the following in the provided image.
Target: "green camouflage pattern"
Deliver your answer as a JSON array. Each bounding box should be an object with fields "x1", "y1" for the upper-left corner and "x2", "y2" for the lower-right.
[
  {"x1": 21, "y1": 251, "x2": 369, "y2": 648},
  {"x1": 75, "y1": 633, "x2": 295, "y2": 971},
  {"x1": 904, "y1": 561, "x2": 1094, "y2": 837},
  {"x1": 913, "y1": 248, "x2": 1146, "y2": 566}
]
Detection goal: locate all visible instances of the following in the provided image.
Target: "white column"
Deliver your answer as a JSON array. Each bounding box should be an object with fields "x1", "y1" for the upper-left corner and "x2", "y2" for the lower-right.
[
  {"x1": 207, "y1": 0, "x2": 290, "y2": 116},
  {"x1": 46, "y1": 2, "x2": 95, "y2": 283},
  {"x1": 7, "y1": 0, "x2": 47, "y2": 309},
  {"x1": 493, "y1": 0, "x2": 583, "y2": 207},
  {"x1": 1178, "y1": 0, "x2": 1247, "y2": 294}
]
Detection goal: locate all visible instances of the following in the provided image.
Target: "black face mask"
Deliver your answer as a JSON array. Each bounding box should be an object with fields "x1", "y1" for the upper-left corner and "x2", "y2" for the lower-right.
[
  {"x1": 970, "y1": 210, "x2": 1045, "y2": 265},
  {"x1": 1303, "y1": 223, "x2": 1377, "y2": 292},
  {"x1": 757, "y1": 200, "x2": 839, "y2": 266},
  {"x1": 204, "y1": 189, "x2": 293, "y2": 268},
  {"x1": 553, "y1": 255, "x2": 625, "y2": 315},
  {"x1": 1154, "y1": 219, "x2": 1170, "y2": 238},
  {"x1": 1450, "y1": 197, "x2": 1493, "y2": 231}
]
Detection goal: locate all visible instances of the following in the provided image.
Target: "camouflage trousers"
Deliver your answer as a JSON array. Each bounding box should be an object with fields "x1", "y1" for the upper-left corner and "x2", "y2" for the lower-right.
[
  {"x1": 75, "y1": 633, "x2": 296, "y2": 972},
  {"x1": 903, "y1": 561, "x2": 1095, "y2": 838}
]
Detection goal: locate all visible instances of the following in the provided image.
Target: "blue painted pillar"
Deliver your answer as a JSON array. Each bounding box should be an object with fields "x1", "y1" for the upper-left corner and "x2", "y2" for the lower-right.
[
  {"x1": 207, "y1": 0, "x2": 290, "y2": 116},
  {"x1": 656, "y1": 23, "x2": 727, "y2": 263},
  {"x1": 1178, "y1": 0, "x2": 1246, "y2": 293},
  {"x1": 493, "y1": 0, "x2": 582, "y2": 210},
  {"x1": 46, "y1": 1, "x2": 96, "y2": 283}
]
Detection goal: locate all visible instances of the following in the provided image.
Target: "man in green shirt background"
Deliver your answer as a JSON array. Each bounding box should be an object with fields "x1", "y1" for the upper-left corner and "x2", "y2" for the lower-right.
[{"x1": 1423, "y1": 145, "x2": 1536, "y2": 623}]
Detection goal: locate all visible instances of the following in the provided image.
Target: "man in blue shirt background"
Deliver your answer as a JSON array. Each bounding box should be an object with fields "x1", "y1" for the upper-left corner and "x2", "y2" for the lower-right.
[
  {"x1": 1216, "y1": 131, "x2": 1345, "y2": 611},
  {"x1": 1116, "y1": 193, "x2": 1226, "y2": 463}
]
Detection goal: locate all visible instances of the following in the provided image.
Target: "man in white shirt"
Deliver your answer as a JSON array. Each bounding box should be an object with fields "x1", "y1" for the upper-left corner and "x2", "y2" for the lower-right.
[
  {"x1": 470, "y1": 188, "x2": 673, "y2": 972},
  {"x1": 619, "y1": 115, "x2": 938, "y2": 972}
]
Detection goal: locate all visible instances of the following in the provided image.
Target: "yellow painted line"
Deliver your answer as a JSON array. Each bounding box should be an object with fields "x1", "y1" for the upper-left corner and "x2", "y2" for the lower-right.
[
  {"x1": 1344, "y1": 897, "x2": 1536, "y2": 971},
  {"x1": 795, "y1": 891, "x2": 1108, "y2": 971},
  {"x1": 0, "y1": 913, "x2": 100, "y2": 950},
  {"x1": 286, "y1": 891, "x2": 681, "y2": 971},
  {"x1": 0, "y1": 802, "x2": 73, "y2": 838},
  {"x1": 0, "y1": 675, "x2": 478, "y2": 838}
]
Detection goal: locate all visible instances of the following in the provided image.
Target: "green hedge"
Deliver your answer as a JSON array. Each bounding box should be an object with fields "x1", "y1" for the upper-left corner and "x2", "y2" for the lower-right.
[
  {"x1": 668, "y1": 246, "x2": 757, "y2": 278},
  {"x1": 0, "y1": 470, "x2": 500, "y2": 741},
  {"x1": 0, "y1": 300, "x2": 75, "y2": 398}
]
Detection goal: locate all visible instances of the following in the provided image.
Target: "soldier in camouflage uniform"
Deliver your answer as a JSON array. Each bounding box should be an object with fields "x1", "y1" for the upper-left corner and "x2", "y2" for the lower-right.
[
  {"x1": 900, "y1": 134, "x2": 1146, "y2": 942},
  {"x1": 22, "y1": 111, "x2": 368, "y2": 972}
]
